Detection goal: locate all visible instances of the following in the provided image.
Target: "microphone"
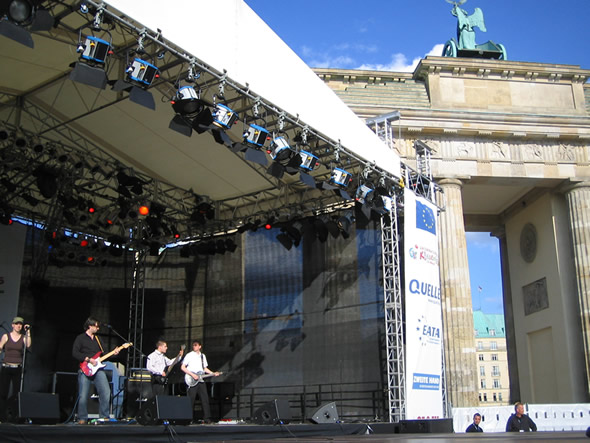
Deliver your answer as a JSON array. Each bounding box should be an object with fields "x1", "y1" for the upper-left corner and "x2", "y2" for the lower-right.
[
  {"x1": 24, "y1": 325, "x2": 31, "y2": 331},
  {"x1": 104, "y1": 324, "x2": 112, "y2": 329}
]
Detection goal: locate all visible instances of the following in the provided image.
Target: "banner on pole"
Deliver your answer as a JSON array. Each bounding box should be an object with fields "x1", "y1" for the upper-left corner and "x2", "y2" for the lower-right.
[{"x1": 404, "y1": 189, "x2": 443, "y2": 419}]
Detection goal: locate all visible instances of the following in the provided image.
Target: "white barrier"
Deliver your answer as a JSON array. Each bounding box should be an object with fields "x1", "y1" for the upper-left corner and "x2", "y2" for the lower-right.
[{"x1": 453, "y1": 404, "x2": 590, "y2": 433}]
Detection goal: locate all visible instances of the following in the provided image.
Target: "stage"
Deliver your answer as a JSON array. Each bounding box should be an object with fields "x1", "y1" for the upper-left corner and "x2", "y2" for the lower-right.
[{"x1": 0, "y1": 421, "x2": 587, "y2": 443}]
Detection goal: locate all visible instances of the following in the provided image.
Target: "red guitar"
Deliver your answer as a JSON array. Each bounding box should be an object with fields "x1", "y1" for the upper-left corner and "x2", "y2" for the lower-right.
[{"x1": 79, "y1": 343, "x2": 132, "y2": 376}]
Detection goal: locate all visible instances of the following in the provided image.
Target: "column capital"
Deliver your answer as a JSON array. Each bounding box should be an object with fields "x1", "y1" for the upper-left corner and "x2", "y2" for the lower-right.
[
  {"x1": 437, "y1": 178, "x2": 465, "y2": 188},
  {"x1": 560, "y1": 179, "x2": 590, "y2": 195}
]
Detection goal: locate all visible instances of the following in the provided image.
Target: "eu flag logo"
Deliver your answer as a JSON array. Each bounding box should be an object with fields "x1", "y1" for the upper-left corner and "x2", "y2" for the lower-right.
[{"x1": 416, "y1": 200, "x2": 436, "y2": 235}]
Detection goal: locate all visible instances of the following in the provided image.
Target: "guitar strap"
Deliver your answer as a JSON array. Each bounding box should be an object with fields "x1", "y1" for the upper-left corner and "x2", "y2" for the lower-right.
[
  {"x1": 95, "y1": 335, "x2": 105, "y2": 354},
  {"x1": 201, "y1": 353, "x2": 204, "y2": 370}
]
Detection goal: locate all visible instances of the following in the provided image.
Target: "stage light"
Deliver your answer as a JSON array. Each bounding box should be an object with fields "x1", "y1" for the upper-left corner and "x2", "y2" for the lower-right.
[
  {"x1": 212, "y1": 103, "x2": 239, "y2": 129},
  {"x1": 171, "y1": 85, "x2": 201, "y2": 115},
  {"x1": 330, "y1": 167, "x2": 352, "y2": 188},
  {"x1": 138, "y1": 204, "x2": 149, "y2": 216},
  {"x1": 70, "y1": 33, "x2": 112, "y2": 89},
  {"x1": 80, "y1": 238, "x2": 89, "y2": 247},
  {"x1": 126, "y1": 58, "x2": 158, "y2": 87},
  {"x1": 0, "y1": 201, "x2": 13, "y2": 225},
  {"x1": 33, "y1": 166, "x2": 58, "y2": 199},
  {"x1": 356, "y1": 183, "x2": 375, "y2": 205},
  {"x1": 243, "y1": 124, "x2": 269, "y2": 148},
  {"x1": 299, "y1": 150, "x2": 319, "y2": 171},
  {"x1": 269, "y1": 137, "x2": 292, "y2": 162},
  {"x1": 79, "y1": 3, "x2": 89, "y2": 14},
  {"x1": 276, "y1": 233, "x2": 292, "y2": 251}
]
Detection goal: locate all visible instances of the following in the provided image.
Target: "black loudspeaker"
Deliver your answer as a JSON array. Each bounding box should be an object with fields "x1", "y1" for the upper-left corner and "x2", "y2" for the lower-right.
[
  {"x1": 309, "y1": 402, "x2": 339, "y2": 424},
  {"x1": 125, "y1": 371, "x2": 154, "y2": 418},
  {"x1": 6, "y1": 392, "x2": 60, "y2": 424},
  {"x1": 253, "y1": 398, "x2": 291, "y2": 425},
  {"x1": 399, "y1": 418, "x2": 454, "y2": 433},
  {"x1": 136, "y1": 395, "x2": 192, "y2": 426}
]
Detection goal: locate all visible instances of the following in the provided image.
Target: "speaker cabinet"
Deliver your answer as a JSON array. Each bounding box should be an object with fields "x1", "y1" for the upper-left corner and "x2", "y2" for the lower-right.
[
  {"x1": 253, "y1": 398, "x2": 291, "y2": 425},
  {"x1": 6, "y1": 392, "x2": 60, "y2": 424},
  {"x1": 125, "y1": 371, "x2": 154, "y2": 418},
  {"x1": 399, "y1": 418, "x2": 454, "y2": 433},
  {"x1": 136, "y1": 395, "x2": 192, "y2": 426},
  {"x1": 309, "y1": 402, "x2": 339, "y2": 424}
]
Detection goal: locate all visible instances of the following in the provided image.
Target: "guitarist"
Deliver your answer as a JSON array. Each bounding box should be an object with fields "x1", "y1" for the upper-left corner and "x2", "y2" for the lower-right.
[
  {"x1": 146, "y1": 340, "x2": 184, "y2": 396},
  {"x1": 181, "y1": 340, "x2": 220, "y2": 424},
  {"x1": 71, "y1": 317, "x2": 119, "y2": 425}
]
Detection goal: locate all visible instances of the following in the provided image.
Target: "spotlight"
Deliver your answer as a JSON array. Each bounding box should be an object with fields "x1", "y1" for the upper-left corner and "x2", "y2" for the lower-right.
[
  {"x1": 33, "y1": 166, "x2": 58, "y2": 199},
  {"x1": 269, "y1": 136, "x2": 292, "y2": 162},
  {"x1": 330, "y1": 167, "x2": 352, "y2": 188},
  {"x1": 138, "y1": 204, "x2": 149, "y2": 216},
  {"x1": 212, "y1": 103, "x2": 239, "y2": 129},
  {"x1": 79, "y1": 3, "x2": 89, "y2": 14},
  {"x1": 69, "y1": 34, "x2": 111, "y2": 89},
  {"x1": 172, "y1": 85, "x2": 202, "y2": 116},
  {"x1": 127, "y1": 58, "x2": 158, "y2": 86},
  {"x1": 299, "y1": 150, "x2": 319, "y2": 171},
  {"x1": 356, "y1": 183, "x2": 375, "y2": 205},
  {"x1": 243, "y1": 124, "x2": 269, "y2": 148}
]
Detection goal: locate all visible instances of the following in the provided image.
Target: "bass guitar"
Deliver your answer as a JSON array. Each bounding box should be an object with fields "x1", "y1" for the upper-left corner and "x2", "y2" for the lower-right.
[
  {"x1": 185, "y1": 371, "x2": 223, "y2": 388},
  {"x1": 79, "y1": 342, "x2": 132, "y2": 377}
]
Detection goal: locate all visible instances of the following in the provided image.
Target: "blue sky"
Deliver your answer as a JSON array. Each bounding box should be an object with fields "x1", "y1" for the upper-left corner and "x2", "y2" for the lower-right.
[{"x1": 243, "y1": 0, "x2": 590, "y2": 315}]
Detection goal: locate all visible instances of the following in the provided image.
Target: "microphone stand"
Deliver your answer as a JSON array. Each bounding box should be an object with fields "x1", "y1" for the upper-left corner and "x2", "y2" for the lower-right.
[{"x1": 19, "y1": 326, "x2": 30, "y2": 393}]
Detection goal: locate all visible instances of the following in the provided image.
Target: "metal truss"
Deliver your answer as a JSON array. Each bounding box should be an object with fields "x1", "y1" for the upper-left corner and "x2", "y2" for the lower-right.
[
  {"x1": 127, "y1": 247, "x2": 146, "y2": 372},
  {"x1": 381, "y1": 197, "x2": 405, "y2": 422}
]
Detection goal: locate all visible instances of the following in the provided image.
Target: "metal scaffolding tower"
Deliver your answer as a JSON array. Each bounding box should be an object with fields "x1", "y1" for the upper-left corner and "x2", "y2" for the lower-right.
[
  {"x1": 381, "y1": 200, "x2": 405, "y2": 422},
  {"x1": 127, "y1": 249, "x2": 147, "y2": 372}
]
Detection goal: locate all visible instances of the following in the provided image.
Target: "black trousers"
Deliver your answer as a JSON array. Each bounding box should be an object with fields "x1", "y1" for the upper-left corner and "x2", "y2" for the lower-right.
[
  {"x1": 187, "y1": 382, "x2": 211, "y2": 420},
  {"x1": 0, "y1": 366, "x2": 21, "y2": 421}
]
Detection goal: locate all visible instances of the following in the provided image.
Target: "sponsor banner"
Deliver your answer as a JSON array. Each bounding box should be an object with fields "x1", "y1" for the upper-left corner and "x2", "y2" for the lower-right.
[
  {"x1": 0, "y1": 223, "x2": 27, "y2": 331},
  {"x1": 404, "y1": 189, "x2": 443, "y2": 419}
]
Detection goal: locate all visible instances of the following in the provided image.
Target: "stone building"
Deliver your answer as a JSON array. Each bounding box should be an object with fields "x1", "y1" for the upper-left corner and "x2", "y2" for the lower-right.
[
  {"x1": 315, "y1": 56, "x2": 590, "y2": 408},
  {"x1": 473, "y1": 311, "x2": 510, "y2": 406}
]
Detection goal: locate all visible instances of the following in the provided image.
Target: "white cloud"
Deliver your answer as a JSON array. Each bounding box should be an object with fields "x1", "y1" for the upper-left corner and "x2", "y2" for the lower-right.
[
  {"x1": 466, "y1": 232, "x2": 499, "y2": 253},
  {"x1": 356, "y1": 43, "x2": 445, "y2": 72}
]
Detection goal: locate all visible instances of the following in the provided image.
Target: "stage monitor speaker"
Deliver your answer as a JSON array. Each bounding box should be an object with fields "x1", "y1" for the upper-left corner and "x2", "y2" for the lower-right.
[
  {"x1": 253, "y1": 398, "x2": 291, "y2": 425},
  {"x1": 136, "y1": 395, "x2": 192, "y2": 426},
  {"x1": 309, "y1": 402, "x2": 339, "y2": 424},
  {"x1": 6, "y1": 392, "x2": 60, "y2": 424},
  {"x1": 399, "y1": 418, "x2": 454, "y2": 433}
]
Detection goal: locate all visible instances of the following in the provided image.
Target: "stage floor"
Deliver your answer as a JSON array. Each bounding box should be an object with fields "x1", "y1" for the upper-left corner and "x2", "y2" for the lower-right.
[{"x1": 0, "y1": 422, "x2": 587, "y2": 443}]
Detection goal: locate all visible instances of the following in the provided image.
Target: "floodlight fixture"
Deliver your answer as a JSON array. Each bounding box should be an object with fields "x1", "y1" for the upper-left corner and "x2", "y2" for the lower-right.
[
  {"x1": 299, "y1": 150, "x2": 319, "y2": 171},
  {"x1": 171, "y1": 85, "x2": 202, "y2": 115},
  {"x1": 269, "y1": 136, "x2": 292, "y2": 162},
  {"x1": 243, "y1": 124, "x2": 269, "y2": 148},
  {"x1": 213, "y1": 103, "x2": 239, "y2": 129},
  {"x1": 126, "y1": 58, "x2": 159, "y2": 87},
  {"x1": 330, "y1": 167, "x2": 352, "y2": 188},
  {"x1": 78, "y1": 35, "x2": 110, "y2": 64},
  {"x1": 0, "y1": 0, "x2": 53, "y2": 48},
  {"x1": 355, "y1": 183, "x2": 375, "y2": 205}
]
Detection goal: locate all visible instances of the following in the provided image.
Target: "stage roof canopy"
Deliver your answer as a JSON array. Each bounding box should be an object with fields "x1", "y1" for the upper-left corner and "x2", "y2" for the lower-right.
[{"x1": 0, "y1": 0, "x2": 401, "y2": 247}]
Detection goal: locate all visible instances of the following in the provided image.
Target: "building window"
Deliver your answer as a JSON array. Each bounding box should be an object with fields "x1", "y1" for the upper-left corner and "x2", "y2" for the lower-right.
[
  {"x1": 491, "y1": 341, "x2": 497, "y2": 350},
  {"x1": 479, "y1": 354, "x2": 484, "y2": 361},
  {"x1": 493, "y1": 393, "x2": 497, "y2": 402},
  {"x1": 477, "y1": 341, "x2": 483, "y2": 350},
  {"x1": 480, "y1": 379, "x2": 486, "y2": 389},
  {"x1": 492, "y1": 354, "x2": 498, "y2": 361},
  {"x1": 492, "y1": 366, "x2": 500, "y2": 376},
  {"x1": 479, "y1": 393, "x2": 482, "y2": 402},
  {"x1": 499, "y1": 393, "x2": 503, "y2": 402},
  {"x1": 483, "y1": 393, "x2": 487, "y2": 402},
  {"x1": 493, "y1": 379, "x2": 500, "y2": 388},
  {"x1": 480, "y1": 366, "x2": 485, "y2": 376},
  {"x1": 490, "y1": 329, "x2": 496, "y2": 336}
]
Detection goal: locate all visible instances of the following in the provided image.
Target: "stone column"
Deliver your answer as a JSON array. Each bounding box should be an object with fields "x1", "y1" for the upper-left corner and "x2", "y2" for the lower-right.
[
  {"x1": 491, "y1": 227, "x2": 521, "y2": 404},
  {"x1": 437, "y1": 178, "x2": 478, "y2": 408},
  {"x1": 565, "y1": 181, "x2": 590, "y2": 396}
]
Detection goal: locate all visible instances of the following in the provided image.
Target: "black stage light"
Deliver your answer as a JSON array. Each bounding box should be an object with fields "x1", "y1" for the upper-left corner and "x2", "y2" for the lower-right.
[
  {"x1": 325, "y1": 217, "x2": 340, "y2": 239},
  {"x1": 337, "y1": 212, "x2": 354, "y2": 237},
  {"x1": 33, "y1": 166, "x2": 58, "y2": 199},
  {"x1": 0, "y1": 0, "x2": 36, "y2": 48},
  {"x1": 276, "y1": 233, "x2": 292, "y2": 250}
]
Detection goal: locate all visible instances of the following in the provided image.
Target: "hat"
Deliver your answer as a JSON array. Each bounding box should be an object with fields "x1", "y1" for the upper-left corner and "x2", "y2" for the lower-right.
[{"x1": 12, "y1": 316, "x2": 24, "y2": 324}]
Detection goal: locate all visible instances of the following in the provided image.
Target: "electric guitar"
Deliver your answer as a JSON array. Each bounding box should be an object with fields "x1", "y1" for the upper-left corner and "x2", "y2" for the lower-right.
[
  {"x1": 155, "y1": 344, "x2": 186, "y2": 384},
  {"x1": 185, "y1": 371, "x2": 223, "y2": 388},
  {"x1": 165, "y1": 345, "x2": 186, "y2": 377},
  {"x1": 79, "y1": 342, "x2": 132, "y2": 377}
]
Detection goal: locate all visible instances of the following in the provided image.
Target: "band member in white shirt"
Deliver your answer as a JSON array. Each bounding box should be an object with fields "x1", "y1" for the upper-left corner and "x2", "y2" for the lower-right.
[
  {"x1": 146, "y1": 340, "x2": 184, "y2": 396},
  {"x1": 181, "y1": 340, "x2": 220, "y2": 423}
]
